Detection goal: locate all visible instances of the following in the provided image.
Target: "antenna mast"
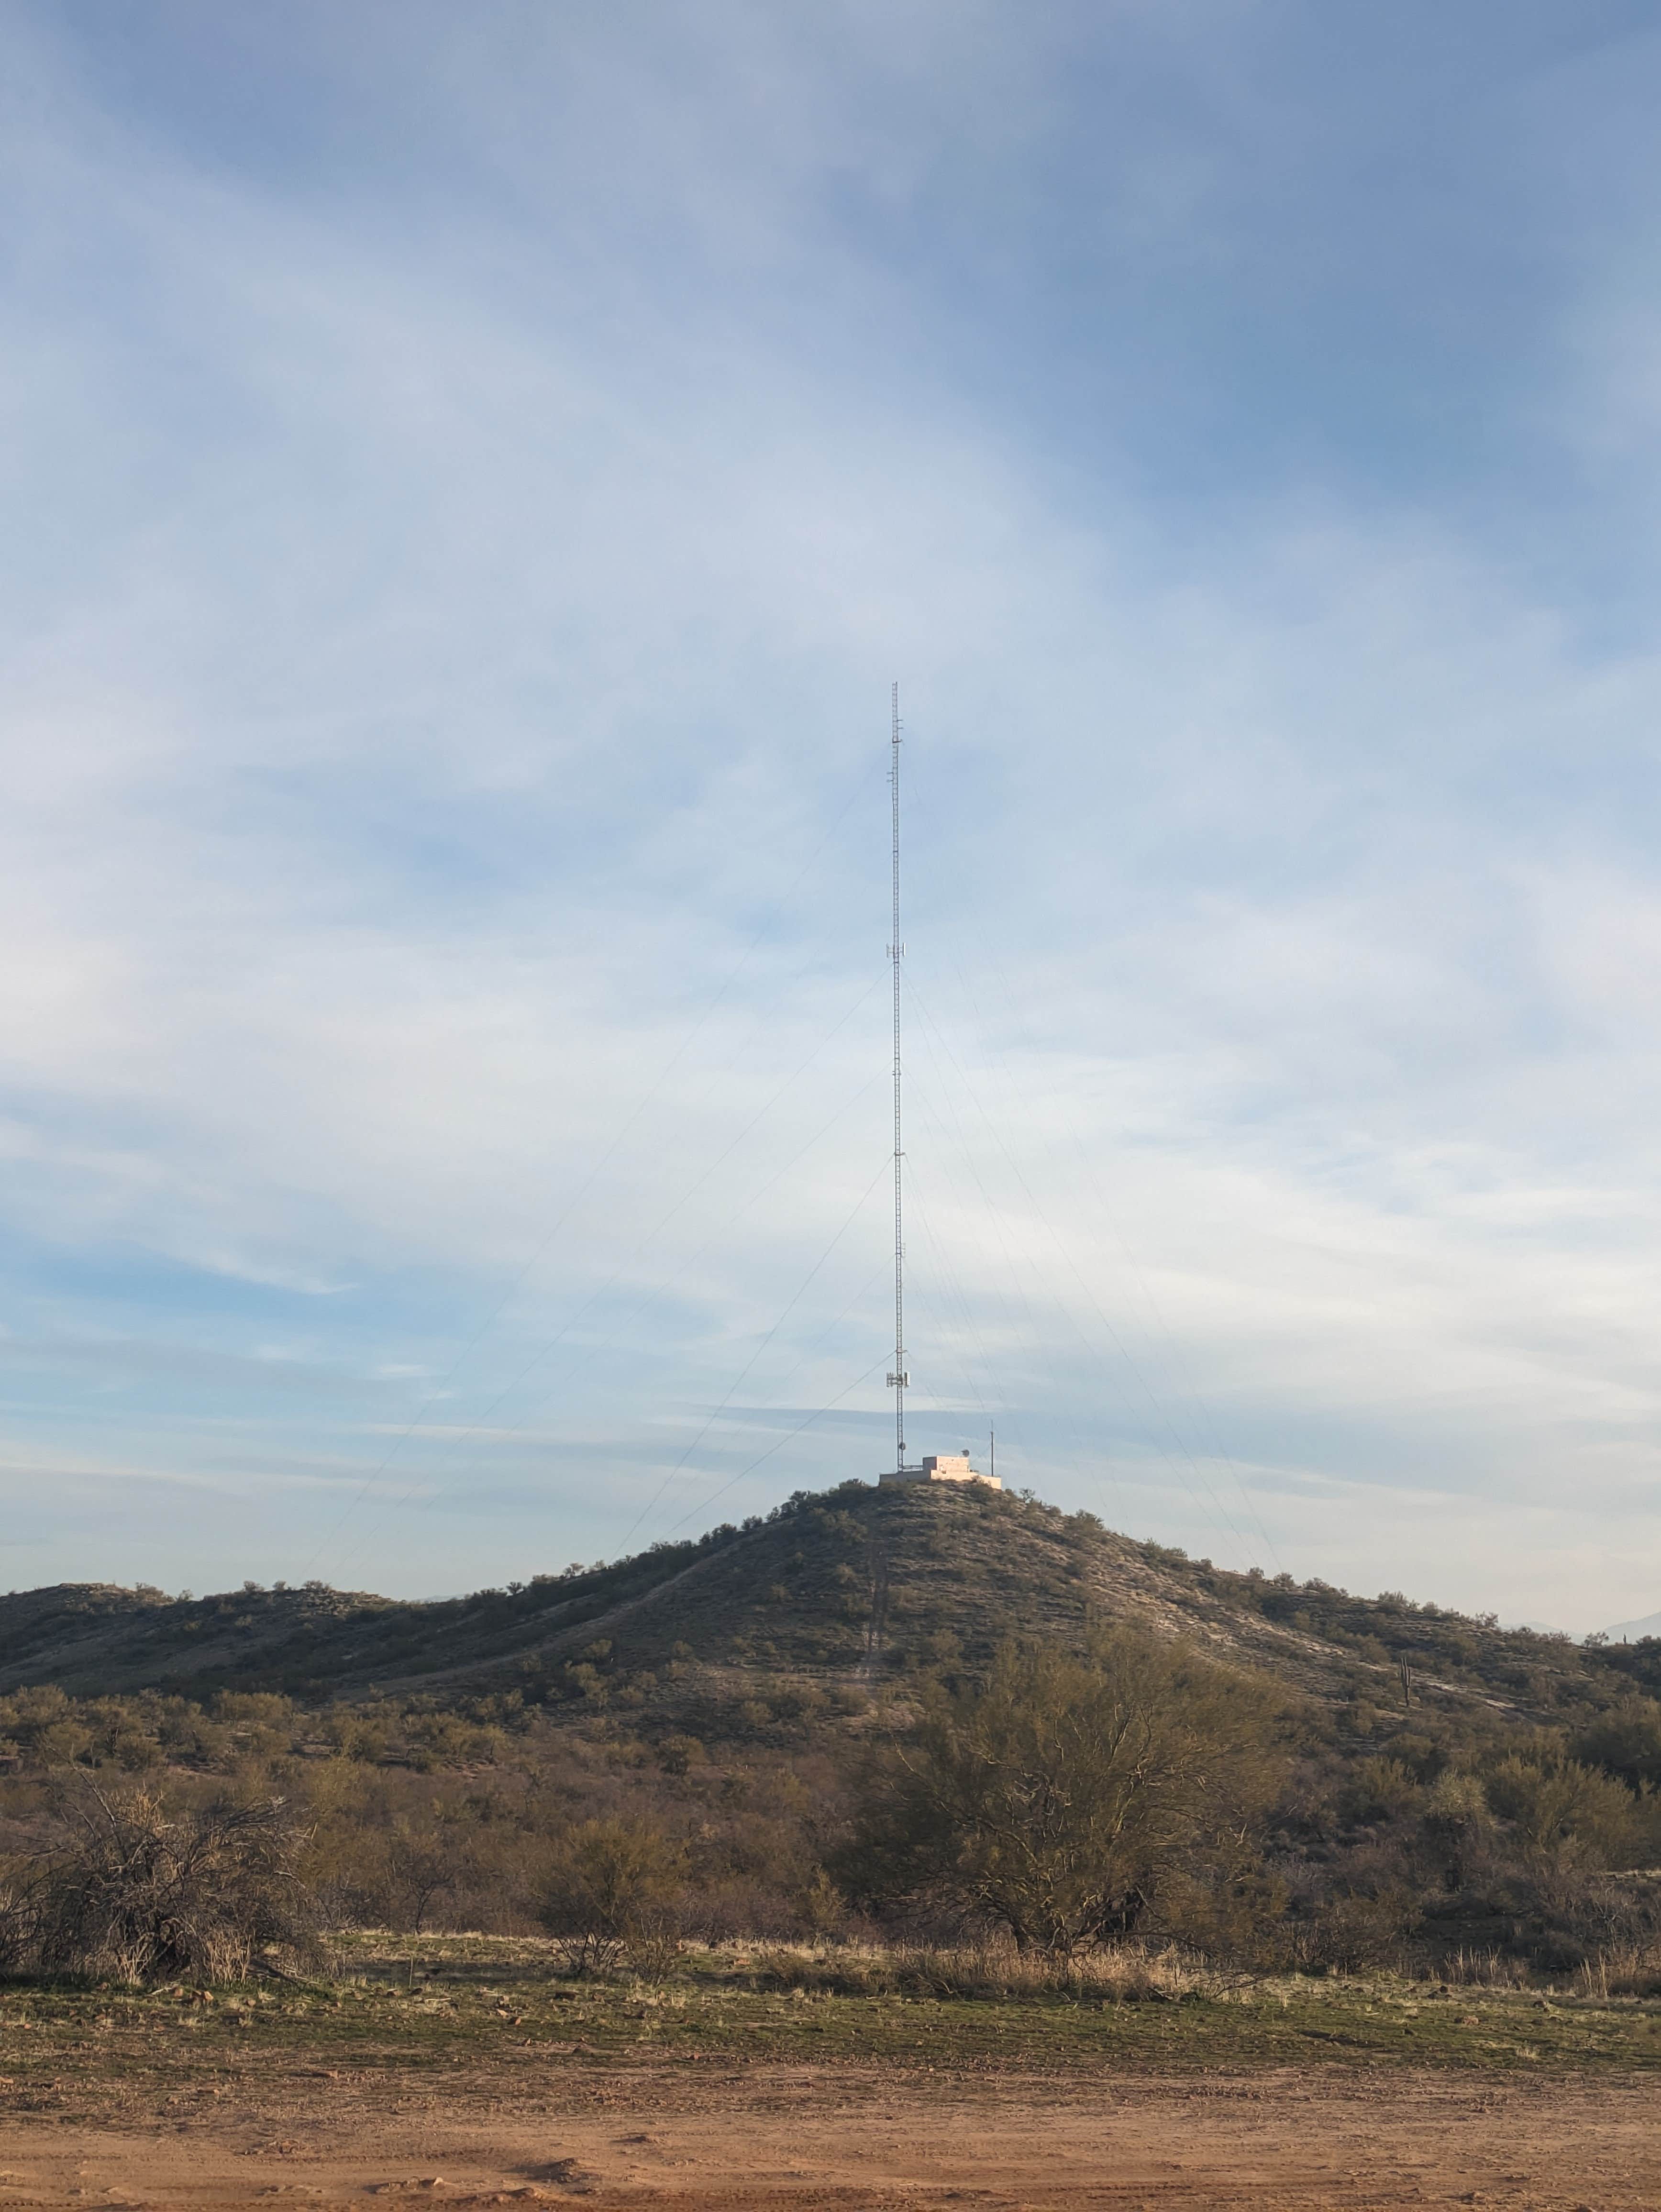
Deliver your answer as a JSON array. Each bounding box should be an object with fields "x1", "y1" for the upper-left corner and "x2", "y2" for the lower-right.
[{"x1": 886, "y1": 682, "x2": 909, "y2": 1473}]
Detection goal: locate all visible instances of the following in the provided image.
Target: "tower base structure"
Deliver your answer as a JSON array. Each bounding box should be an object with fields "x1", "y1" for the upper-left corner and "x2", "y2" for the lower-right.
[{"x1": 879, "y1": 1453, "x2": 1001, "y2": 1489}]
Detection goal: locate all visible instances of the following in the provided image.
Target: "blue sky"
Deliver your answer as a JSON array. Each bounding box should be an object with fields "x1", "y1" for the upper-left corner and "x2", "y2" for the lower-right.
[{"x1": 7, "y1": 2, "x2": 1661, "y2": 1627}]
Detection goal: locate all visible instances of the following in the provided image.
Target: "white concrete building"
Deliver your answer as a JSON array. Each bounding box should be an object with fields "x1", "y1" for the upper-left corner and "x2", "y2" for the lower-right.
[{"x1": 879, "y1": 1453, "x2": 1001, "y2": 1489}]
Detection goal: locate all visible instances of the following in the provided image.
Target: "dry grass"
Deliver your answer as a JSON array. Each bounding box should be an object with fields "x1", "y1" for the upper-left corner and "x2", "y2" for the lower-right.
[
  {"x1": 1436, "y1": 1948, "x2": 1536, "y2": 1989},
  {"x1": 755, "y1": 1934, "x2": 1661, "y2": 2008},
  {"x1": 1390, "y1": 1941, "x2": 1661, "y2": 2000},
  {"x1": 1571, "y1": 1945, "x2": 1661, "y2": 1999},
  {"x1": 743, "y1": 1937, "x2": 1212, "y2": 2003}
]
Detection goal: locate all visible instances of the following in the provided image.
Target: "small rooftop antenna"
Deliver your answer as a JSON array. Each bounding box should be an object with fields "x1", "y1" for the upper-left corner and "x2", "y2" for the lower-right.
[{"x1": 886, "y1": 681, "x2": 910, "y2": 1475}]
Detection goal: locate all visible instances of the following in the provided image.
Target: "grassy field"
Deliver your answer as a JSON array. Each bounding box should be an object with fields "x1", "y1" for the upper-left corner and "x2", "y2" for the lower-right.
[{"x1": 5, "y1": 1931, "x2": 1661, "y2": 2127}]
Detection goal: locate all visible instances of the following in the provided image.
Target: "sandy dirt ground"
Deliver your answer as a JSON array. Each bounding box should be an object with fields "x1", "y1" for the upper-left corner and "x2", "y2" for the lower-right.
[{"x1": 1, "y1": 2059, "x2": 1658, "y2": 2211}]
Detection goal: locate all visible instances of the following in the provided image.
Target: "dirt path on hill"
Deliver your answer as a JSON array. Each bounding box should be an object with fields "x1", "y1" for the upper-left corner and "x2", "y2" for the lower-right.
[{"x1": 1, "y1": 2059, "x2": 1657, "y2": 2209}]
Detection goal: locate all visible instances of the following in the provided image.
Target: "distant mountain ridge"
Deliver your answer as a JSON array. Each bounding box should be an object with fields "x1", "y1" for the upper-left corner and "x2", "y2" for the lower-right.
[
  {"x1": 1604, "y1": 1608, "x2": 1661, "y2": 1643},
  {"x1": 0, "y1": 1480, "x2": 1642, "y2": 1737}
]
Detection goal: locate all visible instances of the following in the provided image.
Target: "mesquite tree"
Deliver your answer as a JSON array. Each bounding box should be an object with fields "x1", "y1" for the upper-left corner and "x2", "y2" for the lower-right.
[{"x1": 842, "y1": 1632, "x2": 1288, "y2": 1954}]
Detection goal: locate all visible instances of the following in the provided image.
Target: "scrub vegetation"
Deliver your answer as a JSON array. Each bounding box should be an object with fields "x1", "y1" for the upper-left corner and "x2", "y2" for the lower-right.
[{"x1": 3, "y1": 1483, "x2": 1661, "y2": 1999}]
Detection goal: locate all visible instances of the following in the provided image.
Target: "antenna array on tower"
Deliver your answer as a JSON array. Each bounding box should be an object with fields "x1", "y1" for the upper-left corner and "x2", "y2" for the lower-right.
[
  {"x1": 886, "y1": 681, "x2": 909, "y2": 1473},
  {"x1": 876, "y1": 687, "x2": 1001, "y2": 1493}
]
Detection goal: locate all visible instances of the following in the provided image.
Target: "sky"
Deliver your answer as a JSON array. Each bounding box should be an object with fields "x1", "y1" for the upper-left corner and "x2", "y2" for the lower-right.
[{"x1": 5, "y1": 3, "x2": 1661, "y2": 1629}]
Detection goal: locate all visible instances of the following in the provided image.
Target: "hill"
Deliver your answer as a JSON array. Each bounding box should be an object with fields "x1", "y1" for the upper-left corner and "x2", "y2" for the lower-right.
[
  {"x1": 0, "y1": 1478, "x2": 1641, "y2": 1737},
  {"x1": 1607, "y1": 1607, "x2": 1661, "y2": 1642},
  {"x1": 5, "y1": 1478, "x2": 1661, "y2": 1979}
]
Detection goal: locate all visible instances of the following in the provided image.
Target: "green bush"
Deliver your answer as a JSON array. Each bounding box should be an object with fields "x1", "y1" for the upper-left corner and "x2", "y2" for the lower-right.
[
  {"x1": 1483, "y1": 1753, "x2": 1642, "y2": 1867},
  {"x1": 839, "y1": 1631, "x2": 1289, "y2": 1955},
  {"x1": 536, "y1": 1815, "x2": 686, "y2": 1974}
]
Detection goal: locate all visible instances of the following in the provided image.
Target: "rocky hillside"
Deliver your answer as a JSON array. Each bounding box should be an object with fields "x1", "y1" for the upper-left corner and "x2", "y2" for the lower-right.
[{"x1": 0, "y1": 1479, "x2": 1639, "y2": 1737}]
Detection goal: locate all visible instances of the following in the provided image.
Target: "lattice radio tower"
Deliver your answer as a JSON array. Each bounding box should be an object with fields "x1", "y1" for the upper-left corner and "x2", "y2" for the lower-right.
[{"x1": 886, "y1": 681, "x2": 911, "y2": 1475}]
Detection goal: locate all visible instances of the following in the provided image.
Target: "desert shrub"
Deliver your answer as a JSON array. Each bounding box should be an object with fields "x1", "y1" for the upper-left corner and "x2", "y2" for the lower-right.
[
  {"x1": 1154, "y1": 1865, "x2": 1291, "y2": 1963},
  {"x1": 838, "y1": 1631, "x2": 1289, "y2": 1955},
  {"x1": 1341, "y1": 1756, "x2": 1423, "y2": 1824},
  {"x1": 1416, "y1": 1770, "x2": 1494, "y2": 1891},
  {"x1": 1379, "y1": 1733, "x2": 1445, "y2": 1784},
  {"x1": 1291, "y1": 1882, "x2": 1417, "y2": 1972},
  {"x1": 1572, "y1": 1703, "x2": 1661, "y2": 1792},
  {"x1": 0, "y1": 1783, "x2": 320, "y2": 1985},
  {"x1": 1483, "y1": 1753, "x2": 1641, "y2": 1867},
  {"x1": 771, "y1": 1685, "x2": 827, "y2": 1723},
  {"x1": 798, "y1": 1865, "x2": 845, "y2": 1934},
  {"x1": 404, "y1": 1713, "x2": 502, "y2": 1770},
  {"x1": 321, "y1": 1713, "x2": 390, "y2": 1763},
  {"x1": 536, "y1": 1814, "x2": 685, "y2": 1974},
  {"x1": 32, "y1": 1722, "x2": 94, "y2": 1768}
]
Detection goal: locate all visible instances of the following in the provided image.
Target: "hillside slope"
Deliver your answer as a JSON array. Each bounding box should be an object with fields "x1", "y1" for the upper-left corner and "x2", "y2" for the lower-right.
[{"x1": 0, "y1": 1480, "x2": 1632, "y2": 1734}]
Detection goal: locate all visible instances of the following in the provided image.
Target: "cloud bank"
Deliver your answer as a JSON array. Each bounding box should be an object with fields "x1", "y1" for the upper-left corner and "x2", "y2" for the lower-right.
[{"x1": 4, "y1": 3, "x2": 1661, "y2": 1626}]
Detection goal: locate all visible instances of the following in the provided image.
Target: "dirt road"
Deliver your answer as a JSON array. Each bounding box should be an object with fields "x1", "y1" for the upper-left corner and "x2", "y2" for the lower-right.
[{"x1": 2, "y1": 2059, "x2": 1656, "y2": 2209}]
